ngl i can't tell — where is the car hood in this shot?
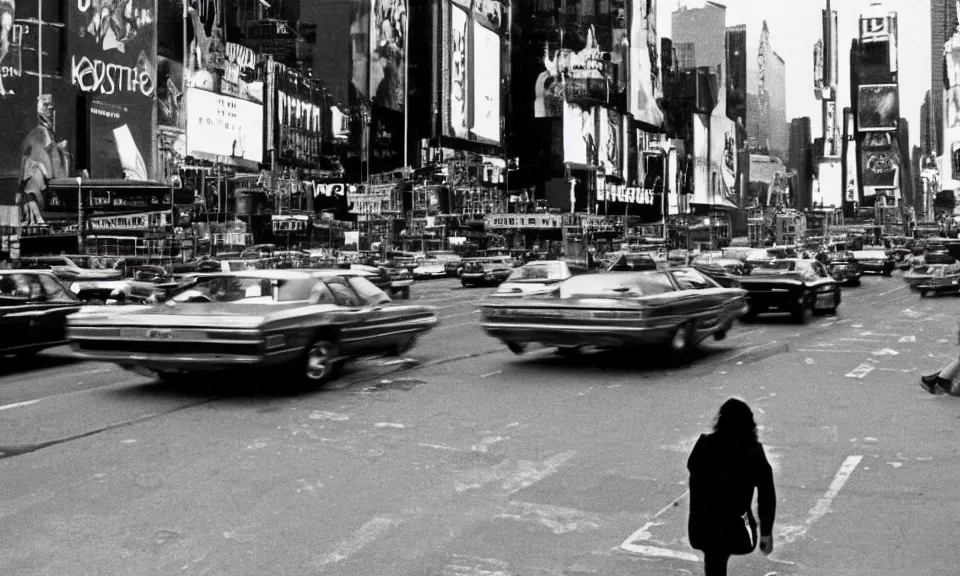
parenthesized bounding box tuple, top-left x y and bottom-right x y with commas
(414, 263, 445, 273)
(68, 302, 316, 328)
(75, 269, 124, 280)
(494, 281, 561, 296)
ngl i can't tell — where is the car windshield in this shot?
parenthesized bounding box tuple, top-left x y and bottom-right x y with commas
(170, 276, 305, 303)
(604, 255, 657, 272)
(507, 262, 564, 282)
(924, 253, 957, 265)
(559, 272, 676, 298)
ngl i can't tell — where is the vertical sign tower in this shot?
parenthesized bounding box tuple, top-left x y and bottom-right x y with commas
(815, 0, 842, 209)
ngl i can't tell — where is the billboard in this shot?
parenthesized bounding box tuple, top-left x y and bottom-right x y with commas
(536, 24, 620, 117)
(470, 20, 500, 143)
(449, 5, 469, 137)
(692, 113, 710, 205)
(630, 0, 663, 127)
(726, 25, 747, 125)
(350, 0, 371, 101)
(843, 109, 859, 203)
(563, 103, 596, 165)
(185, 89, 264, 163)
(710, 114, 737, 206)
(861, 137, 900, 191)
(597, 108, 623, 178)
(69, 0, 157, 180)
(370, 0, 406, 112)
(277, 68, 323, 166)
(857, 84, 899, 132)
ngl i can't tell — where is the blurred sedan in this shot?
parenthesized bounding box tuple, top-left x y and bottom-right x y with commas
(490, 260, 589, 298)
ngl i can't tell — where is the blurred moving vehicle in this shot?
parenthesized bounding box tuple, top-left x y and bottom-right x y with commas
(461, 258, 514, 287)
(738, 259, 840, 323)
(349, 263, 413, 299)
(67, 269, 438, 386)
(479, 268, 748, 358)
(413, 252, 460, 280)
(903, 253, 960, 296)
(690, 257, 748, 288)
(852, 249, 895, 276)
(17, 255, 123, 283)
(822, 251, 863, 286)
(602, 253, 658, 272)
(0, 270, 84, 356)
(491, 260, 589, 297)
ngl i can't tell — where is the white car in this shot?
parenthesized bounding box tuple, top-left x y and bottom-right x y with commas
(413, 253, 460, 279)
(489, 260, 587, 297)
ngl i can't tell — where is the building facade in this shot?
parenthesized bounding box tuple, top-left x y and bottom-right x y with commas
(931, 0, 958, 156)
(746, 22, 786, 160)
(788, 117, 813, 210)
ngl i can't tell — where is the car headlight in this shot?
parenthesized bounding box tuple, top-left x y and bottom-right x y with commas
(70, 283, 80, 294)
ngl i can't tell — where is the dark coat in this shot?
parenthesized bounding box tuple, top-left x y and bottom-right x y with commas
(687, 432, 776, 552)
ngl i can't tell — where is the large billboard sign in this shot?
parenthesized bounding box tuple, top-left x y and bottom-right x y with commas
(449, 5, 469, 138)
(860, 136, 900, 192)
(445, 0, 504, 143)
(70, 0, 157, 180)
(857, 84, 899, 132)
(370, 0, 406, 112)
(843, 109, 859, 204)
(563, 103, 596, 165)
(536, 25, 621, 117)
(597, 108, 623, 178)
(630, 0, 663, 128)
(470, 20, 500, 143)
(185, 89, 264, 163)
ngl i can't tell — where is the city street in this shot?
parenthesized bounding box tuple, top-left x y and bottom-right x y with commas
(0, 274, 958, 576)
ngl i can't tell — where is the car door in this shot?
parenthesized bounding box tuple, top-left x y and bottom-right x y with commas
(0, 274, 39, 353)
(323, 277, 375, 354)
(668, 268, 728, 329)
(808, 262, 839, 308)
(30, 273, 84, 346)
(347, 275, 411, 353)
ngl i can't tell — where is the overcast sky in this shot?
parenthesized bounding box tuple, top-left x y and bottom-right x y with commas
(658, 0, 932, 148)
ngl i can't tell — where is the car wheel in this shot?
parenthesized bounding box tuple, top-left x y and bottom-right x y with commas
(792, 297, 812, 324)
(555, 346, 581, 357)
(669, 322, 696, 357)
(850, 278, 861, 286)
(461, 280, 470, 287)
(920, 289, 930, 298)
(507, 342, 527, 355)
(882, 269, 893, 277)
(303, 338, 339, 385)
(386, 337, 416, 357)
(400, 287, 411, 300)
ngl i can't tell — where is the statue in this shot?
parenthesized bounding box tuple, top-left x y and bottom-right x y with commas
(18, 95, 70, 226)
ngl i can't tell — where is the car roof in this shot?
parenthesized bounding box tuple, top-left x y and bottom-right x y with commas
(196, 269, 370, 281)
(0, 268, 59, 276)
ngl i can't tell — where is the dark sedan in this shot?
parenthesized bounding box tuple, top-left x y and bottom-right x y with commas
(738, 259, 841, 323)
(852, 249, 895, 276)
(823, 251, 863, 286)
(0, 270, 84, 356)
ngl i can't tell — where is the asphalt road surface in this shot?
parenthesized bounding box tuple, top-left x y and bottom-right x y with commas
(0, 274, 957, 576)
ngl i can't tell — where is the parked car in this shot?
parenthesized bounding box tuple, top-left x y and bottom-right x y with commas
(852, 249, 895, 276)
(0, 270, 84, 356)
(490, 260, 590, 298)
(479, 268, 748, 358)
(903, 253, 960, 296)
(413, 252, 460, 280)
(66, 269, 439, 386)
(738, 258, 841, 323)
(460, 258, 514, 287)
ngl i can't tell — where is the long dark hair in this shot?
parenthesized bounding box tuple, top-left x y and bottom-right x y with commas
(712, 398, 759, 447)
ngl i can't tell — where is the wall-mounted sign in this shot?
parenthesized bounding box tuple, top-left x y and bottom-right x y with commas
(66, 210, 172, 231)
(311, 183, 351, 198)
(860, 17, 889, 42)
(597, 187, 655, 205)
(185, 88, 264, 163)
(272, 215, 310, 233)
(484, 214, 562, 229)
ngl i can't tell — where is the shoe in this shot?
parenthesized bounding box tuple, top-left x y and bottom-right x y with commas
(920, 373, 940, 394)
(936, 377, 953, 395)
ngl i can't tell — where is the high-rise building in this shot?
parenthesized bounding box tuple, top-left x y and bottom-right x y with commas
(746, 22, 787, 159)
(899, 118, 914, 205)
(672, 1, 727, 111)
(726, 25, 747, 125)
(788, 117, 813, 210)
(920, 89, 935, 156)
(931, 0, 959, 155)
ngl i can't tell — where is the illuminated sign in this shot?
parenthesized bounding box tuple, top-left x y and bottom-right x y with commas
(272, 216, 310, 233)
(860, 17, 888, 41)
(185, 89, 264, 163)
(484, 214, 562, 229)
(597, 187, 655, 205)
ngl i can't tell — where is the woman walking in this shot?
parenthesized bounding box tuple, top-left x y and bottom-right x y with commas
(687, 398, 776, 576)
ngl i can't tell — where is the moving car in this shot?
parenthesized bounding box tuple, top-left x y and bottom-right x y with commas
(903, 253, 960, 296)
(460, 258, 514, 287)
(350, 263, 413, 299)
(738, 259, 840, 323)
(17, 255, 122, 283)
(490, 260, 589, 298)
(852, 249, 895, 276)
(413, 252, 460, 280)
(602, 252, 658, 272)
(822, 251, 863, 286)
(691, 257, 748, 288)
(0, 270, 84, 356)
(479, 268, 748, 358)
(66, 269, 438, 386)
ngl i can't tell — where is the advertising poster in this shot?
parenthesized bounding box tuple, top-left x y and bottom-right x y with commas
(629, 0, 663, 128)
(370, 0, 406, 112)
(709, 114, 736, 205)
(277, 67, 322, 165)
(470, 20, 500, 143)
(860, 137, 900, 190)
(596, 108, 623, 178)
(857, 84, 899, 132)
(692, 113, 710, 205)
(156, 56, 184, 129)
(843, 110, 859, 203)
(349, 0, 370, 102)
(449, 5, 469, 138)
(0, 0, 76, 229)
(185, 88, 264, 163)
(536, 24, 618, 116)
(562, 103, 596, 165)
(69, 0, 157, 180)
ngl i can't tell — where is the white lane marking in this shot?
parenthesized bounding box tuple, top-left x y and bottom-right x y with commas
(877, 285, 907, 298)
(0, 398, 42, 412)
(418, 442, 462, 452)
(898, 335, 916, 343)
(872, 348, 899, 356)
(845, 362, 876, 379)
(480, 370, 502, 379)
(839, 338, 883, 343)
(311, 517, 398, 568)
(504, 450, 576, 494)
(780, 455, 863, 544)
(620, 490, 692, 559)
(797, 348, 874, 354)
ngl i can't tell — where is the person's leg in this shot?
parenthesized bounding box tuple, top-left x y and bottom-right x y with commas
(921, 357, 960, 394)
(703, 551, 730, 576)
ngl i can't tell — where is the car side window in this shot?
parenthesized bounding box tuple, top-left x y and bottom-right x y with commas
(671, 269, 715, 290)
(308, 281, 337, 305)
(347, 276, 392, 306)
(812, 262, 829, 278)
(0, 274, 28, 300)
(37, 274, 77, 303)
(325, 279, 362, 307)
